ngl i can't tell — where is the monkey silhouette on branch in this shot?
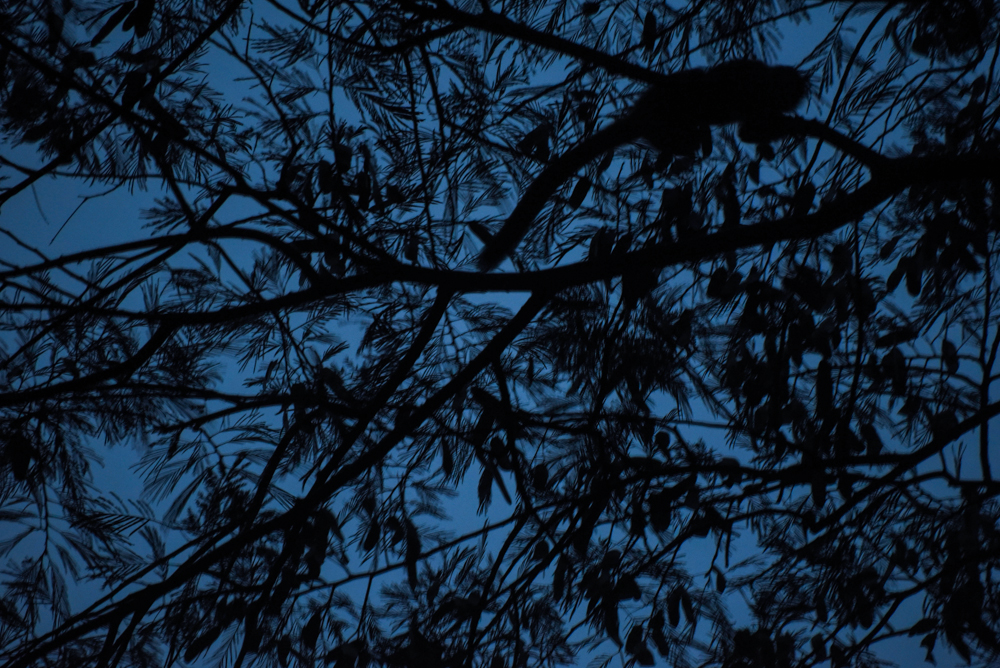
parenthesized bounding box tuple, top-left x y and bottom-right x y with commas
(475, 60, 810, 271)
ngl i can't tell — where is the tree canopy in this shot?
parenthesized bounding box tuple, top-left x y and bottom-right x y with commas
(1, 0, 999, 667)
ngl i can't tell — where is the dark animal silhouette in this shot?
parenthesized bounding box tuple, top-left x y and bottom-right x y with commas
(476, 61, 809, 271)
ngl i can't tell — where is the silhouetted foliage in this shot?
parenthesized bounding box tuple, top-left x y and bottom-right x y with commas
(1, 1, 999, 668)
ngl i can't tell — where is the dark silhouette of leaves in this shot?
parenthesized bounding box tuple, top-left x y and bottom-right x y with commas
(2, 1, 1000, 667)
